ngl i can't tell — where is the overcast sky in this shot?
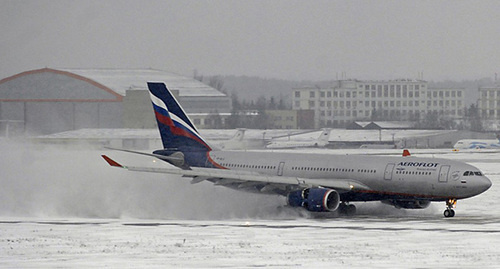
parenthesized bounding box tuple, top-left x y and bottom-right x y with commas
(1, 0, 499, 81)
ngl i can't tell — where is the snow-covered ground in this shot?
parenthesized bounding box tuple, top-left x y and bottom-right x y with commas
(1, 140, 499, 268)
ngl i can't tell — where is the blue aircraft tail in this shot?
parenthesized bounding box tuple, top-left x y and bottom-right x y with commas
(147, 82, 212, 153)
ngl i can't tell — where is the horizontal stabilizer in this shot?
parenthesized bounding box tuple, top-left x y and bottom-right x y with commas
(104, 147, 184, 162)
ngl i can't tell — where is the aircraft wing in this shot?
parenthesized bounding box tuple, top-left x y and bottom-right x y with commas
(101, 155, 370, 193)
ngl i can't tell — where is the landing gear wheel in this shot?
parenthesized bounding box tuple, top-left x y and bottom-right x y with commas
(346, 204, 356, 216)
(338, 203, 356, 216)
(444, 209, 455, 218)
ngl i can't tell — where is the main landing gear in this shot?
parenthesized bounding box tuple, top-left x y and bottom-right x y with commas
(444, 198, 457, 218)
(338, 202, 356, 216)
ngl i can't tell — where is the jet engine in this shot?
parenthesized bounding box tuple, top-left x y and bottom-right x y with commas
(383, 200, 431, 209)
(287, 188, 340, 212)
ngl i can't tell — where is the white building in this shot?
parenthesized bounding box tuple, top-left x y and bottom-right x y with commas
(477, 85, 500, 130)
(478, 85, 500, 120)
(293, 79, 465, 128)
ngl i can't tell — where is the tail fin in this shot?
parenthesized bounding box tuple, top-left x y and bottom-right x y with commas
(230, 129, 246, 142)
(147, 82, 211, 152)
(318, 128, 331, 145)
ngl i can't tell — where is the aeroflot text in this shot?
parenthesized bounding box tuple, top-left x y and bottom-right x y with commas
(397, 162, 439, 168)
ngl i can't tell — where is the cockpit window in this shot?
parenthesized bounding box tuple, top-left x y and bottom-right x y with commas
(463, 171, 483, 176)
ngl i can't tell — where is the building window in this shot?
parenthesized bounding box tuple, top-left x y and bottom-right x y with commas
(310, 91, 315, 98)
(295, 91, 300, 98)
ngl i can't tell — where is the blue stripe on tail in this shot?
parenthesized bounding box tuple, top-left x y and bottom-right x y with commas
(147, 82, 211, 153)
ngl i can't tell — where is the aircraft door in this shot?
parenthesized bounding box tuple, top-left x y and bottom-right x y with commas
(277, 162, 285, 176)
(384, 163, 395, 180)
(438, 165, 450, 183)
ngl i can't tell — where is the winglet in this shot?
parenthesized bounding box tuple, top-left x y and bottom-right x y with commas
(402, 149, 411, 157)
(101, 155, 123, 167)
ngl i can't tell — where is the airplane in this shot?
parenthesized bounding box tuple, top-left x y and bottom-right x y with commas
(102, 82, 492, 218)
(453, 138, 500, 150)
(266, 129, 332, 149)
(206, 129, 247, 150)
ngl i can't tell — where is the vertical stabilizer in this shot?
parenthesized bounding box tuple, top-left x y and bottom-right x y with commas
(318, 128, 332, 146)
(147, 82, 211, 152)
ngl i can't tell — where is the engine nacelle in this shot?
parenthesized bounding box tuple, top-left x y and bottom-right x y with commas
(287, 188, 340, 212)
(383, 200, 431, 209)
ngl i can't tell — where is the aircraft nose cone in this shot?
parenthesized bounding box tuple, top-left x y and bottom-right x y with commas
(478, 176, 492, 193)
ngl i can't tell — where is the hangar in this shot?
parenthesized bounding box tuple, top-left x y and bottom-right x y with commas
(0, 68, 231, 136)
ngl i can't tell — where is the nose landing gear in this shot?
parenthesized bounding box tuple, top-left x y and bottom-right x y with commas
(444, 198, 457, 218)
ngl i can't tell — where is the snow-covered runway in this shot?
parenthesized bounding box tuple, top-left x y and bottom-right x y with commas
(1, 141, 499, 268)
(2, 215, 499, 268)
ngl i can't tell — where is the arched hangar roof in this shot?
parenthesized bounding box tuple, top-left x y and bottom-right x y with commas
(0, 68, 225, 102)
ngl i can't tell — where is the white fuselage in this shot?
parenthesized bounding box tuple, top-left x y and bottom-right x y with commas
(208, 150, 491, 200)
(454, 139, 500, 149)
